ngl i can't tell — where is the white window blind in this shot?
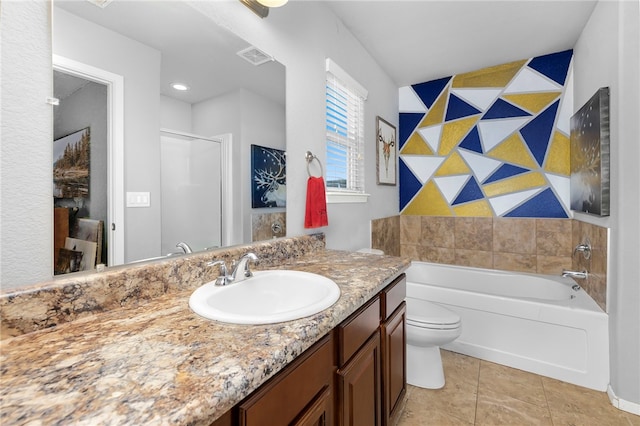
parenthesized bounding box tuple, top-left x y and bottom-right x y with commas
(325, 59, 367, 193)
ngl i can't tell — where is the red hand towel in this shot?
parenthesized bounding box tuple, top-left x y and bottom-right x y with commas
(304, 176, 328, 228)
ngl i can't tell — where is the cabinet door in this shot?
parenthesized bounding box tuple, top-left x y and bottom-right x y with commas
(292, 386, 332, 426)
(337, 332, 382, 426)
(382, 302, 406, 426)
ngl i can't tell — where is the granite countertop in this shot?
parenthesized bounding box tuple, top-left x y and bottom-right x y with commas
(0, 250, 409, 425)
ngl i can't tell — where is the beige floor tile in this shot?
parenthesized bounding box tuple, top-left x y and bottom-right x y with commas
(543, 377, 633, 426)
(478, 360, 546, 407)
(400, 385, 475, 425)
(625, 412, 640, 426)
(442, 350, 481, 387)
(475, 390, 553, 425)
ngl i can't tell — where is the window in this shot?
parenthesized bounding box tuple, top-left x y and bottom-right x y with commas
(325, 59, 368, 202)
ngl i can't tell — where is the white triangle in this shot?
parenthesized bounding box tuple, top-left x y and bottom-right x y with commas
(401, 155, 446, 184)
(458, 149, 502, 183)
(434, 175, 471, 203)
(478, 117, 529, 152)
(557, 65, 573, 136)
(451, 88, 502, 111)
(546, 173, 570, 210)
(504, 67, 562, 94)
(417, 125, 442, 153)
(489, 188, 543, 216)
(399, 86, 427, 113)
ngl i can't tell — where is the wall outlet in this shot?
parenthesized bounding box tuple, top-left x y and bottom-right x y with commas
(126, 192, 150, 207)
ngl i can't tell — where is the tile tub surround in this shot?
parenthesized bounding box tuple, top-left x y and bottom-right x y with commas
(0, 234, 325, 339)
(0, 248, 410, 425)
(372, 215, 609, 309)
(372, 215, 401, 256)
(252, 211, 287, 241)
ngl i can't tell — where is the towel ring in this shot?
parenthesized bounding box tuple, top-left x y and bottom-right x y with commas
(305, 151, 323, 177)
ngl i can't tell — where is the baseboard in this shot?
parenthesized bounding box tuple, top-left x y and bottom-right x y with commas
(607, 385, 640, 415)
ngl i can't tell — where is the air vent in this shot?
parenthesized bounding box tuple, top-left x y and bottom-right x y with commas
(237, 46, 274, 66)
(86, 0, 114, 8)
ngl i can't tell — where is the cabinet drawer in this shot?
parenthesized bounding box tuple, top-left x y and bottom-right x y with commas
(381, 274, 406, 320)
(337, 297, 380, 366)
(238, 334, 334, 426)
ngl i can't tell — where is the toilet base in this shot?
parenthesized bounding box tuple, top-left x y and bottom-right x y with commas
(406, 344, 445, 389)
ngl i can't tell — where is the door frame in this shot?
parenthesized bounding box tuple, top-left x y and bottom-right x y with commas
(53, 55, 125, 266)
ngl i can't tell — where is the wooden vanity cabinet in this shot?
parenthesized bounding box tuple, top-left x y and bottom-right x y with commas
(211, 273, 407, 426)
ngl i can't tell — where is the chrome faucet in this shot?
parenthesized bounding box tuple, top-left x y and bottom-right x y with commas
(208, 252, 258, 286)
(562, 269, 588, 279)
(176, 242, 193, 254)
(229, 252, 259, 283)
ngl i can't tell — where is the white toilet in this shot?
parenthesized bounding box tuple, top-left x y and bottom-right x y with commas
(406, 297, 462, 389)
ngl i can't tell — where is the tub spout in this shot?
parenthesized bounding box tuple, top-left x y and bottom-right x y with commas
(562, 269, 588, 279)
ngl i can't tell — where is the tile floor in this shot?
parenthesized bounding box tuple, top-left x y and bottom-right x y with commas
(398, 350, 640, 426)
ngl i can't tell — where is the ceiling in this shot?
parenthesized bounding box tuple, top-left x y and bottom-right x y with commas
(54, 0, 285, 105)
(324, 0, 598, 87)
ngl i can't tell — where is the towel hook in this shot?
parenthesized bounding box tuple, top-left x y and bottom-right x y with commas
(305, 151, 323, 177)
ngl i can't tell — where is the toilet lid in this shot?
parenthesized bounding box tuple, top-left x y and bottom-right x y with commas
(406, 299, 461, 329)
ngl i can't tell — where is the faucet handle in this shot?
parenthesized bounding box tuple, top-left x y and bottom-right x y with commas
(207, 260, 228, 276)
(573, 238, 592, 259)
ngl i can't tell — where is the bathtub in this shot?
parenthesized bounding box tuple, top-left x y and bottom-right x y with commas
(406, 261, 609, 391)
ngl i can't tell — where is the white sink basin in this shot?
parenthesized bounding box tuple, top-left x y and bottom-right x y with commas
(189, 270, 341, 324)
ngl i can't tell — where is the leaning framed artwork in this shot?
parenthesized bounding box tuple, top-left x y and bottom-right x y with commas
(376, 116, 397, 185)
(570, 87, 610, 216)
(251, 144, 287, 208)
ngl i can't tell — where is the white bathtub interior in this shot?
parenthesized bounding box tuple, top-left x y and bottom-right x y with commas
(406, 262, 609, 391)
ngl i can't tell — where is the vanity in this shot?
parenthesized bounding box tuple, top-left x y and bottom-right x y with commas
(0, 235, 410, 425)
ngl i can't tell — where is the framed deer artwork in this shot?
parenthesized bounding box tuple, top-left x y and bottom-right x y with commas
(251, 144, 287, 208)
(376, 116, 397, 185)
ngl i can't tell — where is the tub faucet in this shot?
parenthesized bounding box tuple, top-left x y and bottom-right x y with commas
(562, 269, 588, 279)
(176, 242, 193, 254)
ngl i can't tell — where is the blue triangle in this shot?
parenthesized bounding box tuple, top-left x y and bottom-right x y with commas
(484, 164, 530, 184)
(520, 100, 560, 167)
(528, 49, 573, 86)
(452, 176, 484, 205)
(445, 94, 481, 121)
(411, 76, 452, 109)
(399, 158, 424, 211)
(483, 98, 532, 120)
(504, 188, 568, 218)
(399, 113, 425, 149)
(459, 127, 483, 154)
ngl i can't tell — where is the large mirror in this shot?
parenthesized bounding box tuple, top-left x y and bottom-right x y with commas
(52, 0, 286, 273)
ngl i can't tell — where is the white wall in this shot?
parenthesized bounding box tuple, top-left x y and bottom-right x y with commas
(188, 1, 400, 252)
(573, 0, 640, 409)
(53, 8, 162, 264)
(0, 0, 53, 287)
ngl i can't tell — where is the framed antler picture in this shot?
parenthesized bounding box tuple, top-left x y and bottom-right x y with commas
(376, 116, 397, 185)
(251, 144, 287, 208)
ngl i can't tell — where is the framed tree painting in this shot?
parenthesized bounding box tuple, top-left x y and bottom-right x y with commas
(376, 116, 397, 185)
(53, 127, 90, 199)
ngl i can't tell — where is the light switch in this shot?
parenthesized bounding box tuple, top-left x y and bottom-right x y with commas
(127, 192, 150, 207)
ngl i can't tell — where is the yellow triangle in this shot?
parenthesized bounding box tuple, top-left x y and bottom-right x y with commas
(453, 200, 494, 217)
(439, 116, 479, 156)
(400, 132, 434, 155)
(544, 131, 570, 175)
(487, 133, 538, 169)
(452, 59, 527, 88)
(402, 181, 452, 216)
(483, 172, 547, 197)
(503, 92, 561, 114)
(419, 87, 449, 128)
(435, 151, 470, 176)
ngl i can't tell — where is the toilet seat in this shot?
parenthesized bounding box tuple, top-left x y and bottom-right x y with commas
(406, 299, 461, 330)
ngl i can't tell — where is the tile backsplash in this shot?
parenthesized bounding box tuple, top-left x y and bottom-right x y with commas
(372, 215, 608, 310)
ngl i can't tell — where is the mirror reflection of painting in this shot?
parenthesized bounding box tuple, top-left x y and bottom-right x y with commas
(570, 87, 610, 216)
(53, 127, 90, 199)
(251, 145, 286, 208)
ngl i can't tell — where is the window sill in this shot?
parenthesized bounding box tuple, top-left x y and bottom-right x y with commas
(326, 191, 370, 204)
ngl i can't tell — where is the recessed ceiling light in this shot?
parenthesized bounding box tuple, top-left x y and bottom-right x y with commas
(171, 83, 190, 91)
(257, 0, 288, 7)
